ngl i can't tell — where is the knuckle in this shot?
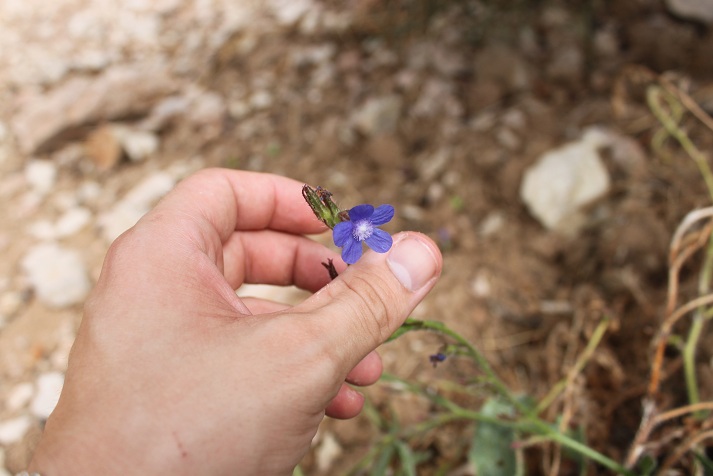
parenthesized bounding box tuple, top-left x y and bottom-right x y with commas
(336, 271, 401, 345)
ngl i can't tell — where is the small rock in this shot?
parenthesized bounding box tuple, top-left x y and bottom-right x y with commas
(21, 243, 90, 308)
(85, 125, 123, 170)
(520, 128, 611, 233)
(352, 95, 402, 136)
(0, 416, 32, 445)
(24, 160, 58, 195)
(471, 270, 492, 298)
(0, 292, 24, 320)
(665, 0, 713, 23)
(113, 126, 159, 162)
(190, 90, 227, 135)
(268, 0, 314, 26)
(6, 382, 34, 412)
(31, 372, 65, 420)
(479, 211, 506, 237)
(77, 181, 103, 204)
(27, 220, 56, 241)
(315, 432, 342, 473)
(249, 91, 273, 111)
(420, 148, 451, 181)
(55, 207, 92, 237)
(11, 64, 177, 154)
(496, 127, 521, 151)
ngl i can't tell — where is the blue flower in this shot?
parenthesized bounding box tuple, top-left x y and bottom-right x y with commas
(333, 204, 394, 264)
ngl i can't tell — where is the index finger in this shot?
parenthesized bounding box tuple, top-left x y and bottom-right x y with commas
(153, 168, 327, 242)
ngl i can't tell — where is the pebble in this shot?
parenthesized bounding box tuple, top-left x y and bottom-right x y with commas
(315, 431, 342, 472)
(113, 126, 159, 162)
(6, 383, 34, 412)
(0, 292, 24, 320)
(352, 95, 402, 136)
(520, 128, 611, 233)
(31, 372, 65, 420)
(0, 416, 32, 445)
(24, 160, 58, 196)
(21, 243, 91, 308)
(665, 0, 713, 23)
(55, 207, 92, 237)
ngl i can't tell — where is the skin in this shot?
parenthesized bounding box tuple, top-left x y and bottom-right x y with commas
(28, 169, 443, 475)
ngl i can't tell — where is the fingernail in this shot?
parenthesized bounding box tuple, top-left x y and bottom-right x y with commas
(387, 236, 438, 292)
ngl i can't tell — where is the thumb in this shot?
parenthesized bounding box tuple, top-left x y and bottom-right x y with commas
(299, 232, 442, 372)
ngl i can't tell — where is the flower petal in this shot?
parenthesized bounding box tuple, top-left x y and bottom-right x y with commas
(341, 237, 363, 264)
(365, 228, 393, 253)
(333, 221, 353, 247)
(370, 204, 395, 225)
(348, 204, 374, 222)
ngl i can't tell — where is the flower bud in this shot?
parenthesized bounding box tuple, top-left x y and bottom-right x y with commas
(302, 184, 347, 229)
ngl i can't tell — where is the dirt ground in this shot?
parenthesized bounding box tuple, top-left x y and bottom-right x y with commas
(1, 0, 713, 474)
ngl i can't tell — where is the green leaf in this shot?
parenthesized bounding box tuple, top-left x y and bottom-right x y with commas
(634, 455, 657, 476)
(468, 398, 517, 476)
(372, 443, 396, 476)
(395, 441, 417, 476)
(694, 451, 713, 475)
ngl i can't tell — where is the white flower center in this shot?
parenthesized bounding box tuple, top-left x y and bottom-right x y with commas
(352, 220, 373, 242)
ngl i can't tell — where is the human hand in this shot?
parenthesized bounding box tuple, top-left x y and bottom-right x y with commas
(28, 169, 442, 475)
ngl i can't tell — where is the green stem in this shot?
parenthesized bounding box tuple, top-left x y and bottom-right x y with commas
(382, 373, 633, 475)
(536, 316, 611, 414)
(684, 233, 713, 413)
(394, 318, 526, 413)
(647, 86, 713, 202)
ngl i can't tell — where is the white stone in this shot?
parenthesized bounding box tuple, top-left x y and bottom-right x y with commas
(250, 91, 273, 110)
(268, 0, 314, 26)
(24, 160, 58, 195)
(77, 181, 103, 204)
(55, 207, 92, 237)
(315, 431, 342, 472)
(31, 372, 65, 420)
(0, 416, 32, 445)
(0, 292, 23, 319)
(123, 172, 175, 208)
(479, 211, 506, 237)
(520, 128, 611, 233)
(21, 243, 91, 308)
(352, 95, 402, 136)
(6, 382, 34, 412)
(113, 126, 159, 162)
(28, 220, 58, 240)
(666, 0, 713, 23)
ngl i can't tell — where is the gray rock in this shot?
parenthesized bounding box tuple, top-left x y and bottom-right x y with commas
(352, 95, 402, 136)
(11, 64, 177, 154)
(21, 243, 90, 308)
(666, 0, 713, 23)
(520, 128, 611, 233)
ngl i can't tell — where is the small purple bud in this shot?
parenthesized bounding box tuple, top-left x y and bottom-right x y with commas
(429, 352, 447, 368)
